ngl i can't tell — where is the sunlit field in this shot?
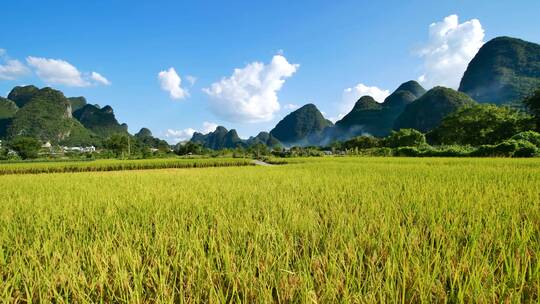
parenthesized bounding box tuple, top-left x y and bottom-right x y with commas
(0, 157, 539, 302)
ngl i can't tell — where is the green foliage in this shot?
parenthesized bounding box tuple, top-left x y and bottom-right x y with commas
(428, 104, 534, 145)
(384, 128, 426, 148)
(104, 134, 130, 157)
(472, 139, 539, 157)
(394, 87, 476, 132)
(523, 88, 540, 130)
(342, 135, 381, 149)
(511, 130, 540, 147)
(8, 136, 41, 159)
(459, 36, 540, 105)
(270, 103, 333, 145)
(175, 141, 206, 155)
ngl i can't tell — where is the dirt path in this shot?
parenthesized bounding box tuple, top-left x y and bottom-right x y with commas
(252, 160, 274, 166)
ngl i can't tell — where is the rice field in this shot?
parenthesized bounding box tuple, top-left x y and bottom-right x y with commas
(0, 157, 539, 302)
(0, 157, 253, 175)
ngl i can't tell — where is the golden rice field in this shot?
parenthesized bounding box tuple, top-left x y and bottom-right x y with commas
(0, 157, 539, 303)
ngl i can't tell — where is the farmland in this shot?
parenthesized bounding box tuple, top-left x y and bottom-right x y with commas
(0, 157, 539, 302)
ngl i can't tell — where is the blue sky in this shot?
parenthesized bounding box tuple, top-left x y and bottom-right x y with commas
(1, 0, 539, 142)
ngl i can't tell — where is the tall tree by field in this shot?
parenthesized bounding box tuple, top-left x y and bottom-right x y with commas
(523, 89, 540, 130)
(105, 134, 130, 157)
(8, 136, 41, 159)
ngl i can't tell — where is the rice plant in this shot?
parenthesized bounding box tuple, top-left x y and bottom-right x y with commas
(0, 157, 538, 302)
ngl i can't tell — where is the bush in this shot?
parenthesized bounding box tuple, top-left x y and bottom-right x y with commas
(472, 139, 538, 157)
(511, 131, 540, 147)
(343, 136, 381, 149)
(395, 146, 422, 157)
(384, 129, 426, 148)
(8, 136, 41, 159)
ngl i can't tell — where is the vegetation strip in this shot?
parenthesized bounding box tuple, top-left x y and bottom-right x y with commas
(0, 158, 254, 175)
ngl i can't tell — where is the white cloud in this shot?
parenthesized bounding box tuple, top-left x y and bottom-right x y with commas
(26, 56, 110, 87)
(158, 67, 188, 100)
(165, 121, 219, 143)
(91, 72, 111, 85)
(341, 83, 390, 114)
(0, 49, 30, 80)
(417, 14, 485, 89)
(165, 128, 196, 143)
(0, 59, 29, 80)
(202, 121, 218, 133)
(328, 113, 345, 123)
(203, 55, 299, 123)
(26, 56, 90, 87)
(283, 103, 300, 111)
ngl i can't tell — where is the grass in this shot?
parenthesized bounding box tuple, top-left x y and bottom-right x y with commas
(0, 157, 253, 175)
(0, 157, 538, 302)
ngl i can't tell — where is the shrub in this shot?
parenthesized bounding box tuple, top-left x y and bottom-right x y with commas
(384, 129, 426, 148)
(343, 136, 381, 149)
(8, 136, 42, 159)
(511, 131, 540, 147)
(472, 139, 538, 157)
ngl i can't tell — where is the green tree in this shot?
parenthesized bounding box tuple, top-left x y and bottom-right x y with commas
(8, 136, 41, 159)
(175, 141, 204, 155)
(105, 134, 130, 158)
(384, 129, 426, 148)
(523, 88, 540, 131)
(342, 135, 381, 149)
(427, 104, 534, 146)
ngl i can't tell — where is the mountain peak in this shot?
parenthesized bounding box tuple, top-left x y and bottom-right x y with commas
(458, 36, 540, 105)
(270, 103, 332, 146)
(394, 81, 426, 99)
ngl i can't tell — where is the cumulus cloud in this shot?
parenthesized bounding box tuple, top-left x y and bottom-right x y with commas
(283, 103, 300, 111)
(202, 121, 218, 133)
(0, 49, 30, 80)
(165, 128, 197, 143)
(417, 14, 485, 89)
(26, 56, 110, 87)
(341, 83, 390, 114)
(158, 67, 188, 100)
(26, 56, 89, 87)
(91, 72, 111, 85)
(165, 121, 219, 143)
(203, 55, 299, 123)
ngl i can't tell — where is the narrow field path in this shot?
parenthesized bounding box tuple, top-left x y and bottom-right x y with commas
(252, 160, 274, 166)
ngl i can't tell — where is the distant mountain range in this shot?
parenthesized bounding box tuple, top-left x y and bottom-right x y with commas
(1, 36, 538, 149)
(0, 85, 163, 148)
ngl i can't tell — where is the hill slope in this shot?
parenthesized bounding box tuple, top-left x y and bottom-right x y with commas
(394, 87, 476, 132)
(7, 87, 96, 144)
(333, 81, 426, 138)
(73, 104, 128, 137)
(459, 36, 540, 105)
(270, 104, 333, 146)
